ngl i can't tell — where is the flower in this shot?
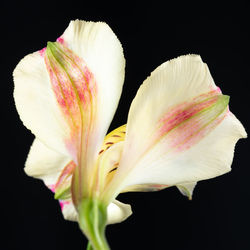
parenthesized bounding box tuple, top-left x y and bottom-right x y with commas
(13, 20, 247, 250)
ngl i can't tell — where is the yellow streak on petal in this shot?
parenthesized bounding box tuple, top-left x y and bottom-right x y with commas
(94, 125, 126, 195)
(98, 124, 126, 155)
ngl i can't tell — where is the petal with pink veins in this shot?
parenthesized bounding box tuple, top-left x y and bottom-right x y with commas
(13, 20, 125, 206)
(104, 55, 247, 202)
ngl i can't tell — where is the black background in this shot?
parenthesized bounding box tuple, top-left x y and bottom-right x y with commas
(3, 1, 250, 250)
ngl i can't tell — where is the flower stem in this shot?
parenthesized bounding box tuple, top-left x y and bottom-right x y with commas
(86, 241, 93, 250)
(79, 198, 110, 250)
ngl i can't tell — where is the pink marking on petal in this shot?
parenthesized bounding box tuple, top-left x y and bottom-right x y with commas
(215, 86, 222, 94)
(167, 110, 227, 152)
(45, 42, 97, 118)
(59, 200, 70, 210)
(56, 37, 64, 44)
(151, 184, 169, 190)
(55, 161, 76, 191)
(157, 90, 228, 153)
(159, 90, 220, 136)
(48, 184, 55, 192)
(44, 42, 98, 160)
(39, 47, 46, 57)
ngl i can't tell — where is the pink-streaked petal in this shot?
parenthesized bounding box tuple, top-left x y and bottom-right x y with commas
(14, 20, 125, 208)
(116, 55, 219, 171)
(104, 55, 246, 201)
(44, 41, 98, 162)
(60, 21, 125, 166)
(56, 20, 125, 205)
(118, 106, 246, 191)
(155, 93, 229, 153)
(60, 21, 125, 138)
(59, 20, 125, 163)
(54, 161, 76, 200)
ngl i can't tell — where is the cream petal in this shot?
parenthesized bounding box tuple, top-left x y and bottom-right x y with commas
(60, 20, 125, 160)
(116, 55, 219, 173)
(107, 200, 132, 224)
(25, 138, 71, 188)
(176, 182, 197, 200)
(14, 21, 125, 161)
(61, 20, 125, 133)
(121, 182, 195, 200)
(119, 106, 246, 192)
(58, 20, 125, 203)
(105, 55, 246, 200)
(25, 138, 132, 224)
(122, 182, 196, 200)
(59, 199, 132, 225)
(122, 183, 169, 192)
(60, 199, 78, 221)
(13, 52, 71, 157)
(121, 180, 195, 199)
(14, 20, 125, 205)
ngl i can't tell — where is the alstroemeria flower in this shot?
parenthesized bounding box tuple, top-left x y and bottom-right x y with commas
(14, 20, 246, 250)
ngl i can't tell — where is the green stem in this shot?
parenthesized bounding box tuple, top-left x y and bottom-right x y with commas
(86, 241, 94, 250)
(79, 198, 110, 250)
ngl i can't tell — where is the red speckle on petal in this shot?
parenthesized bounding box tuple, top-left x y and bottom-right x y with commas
(157, 89, 228, 153)
(44, 41, 98, 163)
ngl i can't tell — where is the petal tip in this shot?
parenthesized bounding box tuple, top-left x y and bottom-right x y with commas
(107, 200, 132, 224)
(169, 54, 203, 65)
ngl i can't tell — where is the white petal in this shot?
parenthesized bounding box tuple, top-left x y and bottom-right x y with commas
(105, 55, 246, 199)
(25, 138, 71, 188)
(61, 20, 125, 156)
(121, 111, 246, 188)
(14, 20, 125, 203)
(13, 52, 71, 157)
(122, 184, 169, 192)
(60, 200, 78, 221)
(60, 199, 132, 225)
(58, 20, 125, 202)
(118, 55, 218, 170)
(107, 200, 132, 224)
(14, 20, 125, 161)
(177, 182, 197, 200)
